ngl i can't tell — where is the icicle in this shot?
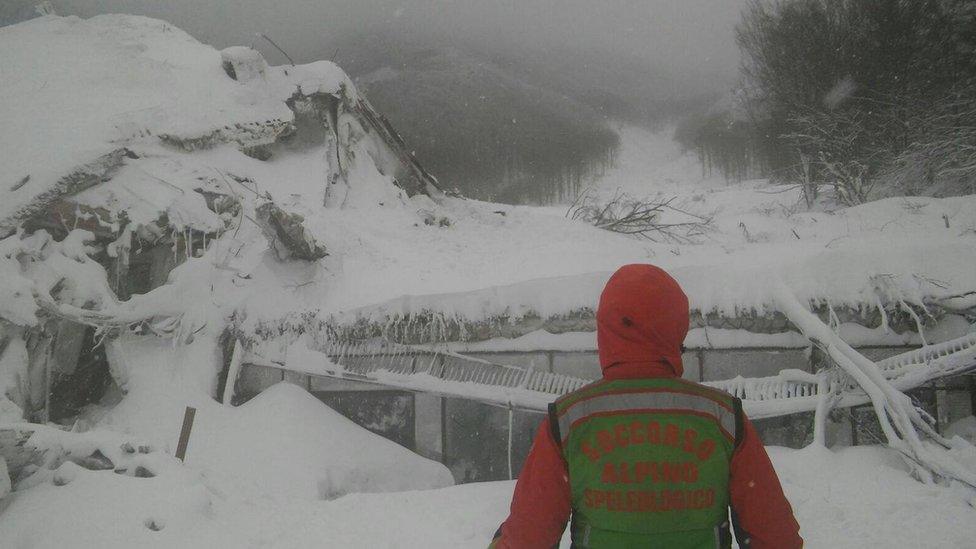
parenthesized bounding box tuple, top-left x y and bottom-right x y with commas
(899, 298, 929, 347)
(171, 227, 179, 264)
(813, 372, 838, 447)
(185, 228, 192, 260)
(875, 294, 890, 334)
(507, 403, 515, 480)
(222, 339, 244, 406)
(826, 298, 841, 333)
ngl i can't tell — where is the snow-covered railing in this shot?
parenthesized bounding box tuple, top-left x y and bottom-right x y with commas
(707, 369, 820, 401)
(877, 331, 976, 375)
(239, 331, 976, 416)
(242, 338, 590, 412)
(704, 332, 976, 419)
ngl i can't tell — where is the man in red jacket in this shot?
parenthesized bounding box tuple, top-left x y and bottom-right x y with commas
(490, 264, 802, 548)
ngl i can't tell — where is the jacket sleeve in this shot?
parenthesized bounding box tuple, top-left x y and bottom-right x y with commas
(729, 414, 803, 548)
(490, 418, 571, 549)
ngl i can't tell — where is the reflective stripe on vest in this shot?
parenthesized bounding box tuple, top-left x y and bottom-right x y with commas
(556, 388, 737, 447)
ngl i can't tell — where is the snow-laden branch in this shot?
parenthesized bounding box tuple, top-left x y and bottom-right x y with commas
(772, 277, 976, 488)
(0, 228, 225, 346)
(566, 190, 715, 244)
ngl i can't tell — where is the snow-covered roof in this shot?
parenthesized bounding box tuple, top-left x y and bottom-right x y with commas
(244, 215, 976, 348)
(328, 244, 976, 326)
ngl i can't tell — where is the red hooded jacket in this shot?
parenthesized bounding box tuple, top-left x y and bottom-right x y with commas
(492, 264, 802, 548)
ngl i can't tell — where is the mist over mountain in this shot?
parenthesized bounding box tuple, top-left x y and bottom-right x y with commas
(337, 31, 607, 203)
(333, 29, 726, 203)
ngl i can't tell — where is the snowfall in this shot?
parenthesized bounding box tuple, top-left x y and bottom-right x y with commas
(1, 14, 976, 548)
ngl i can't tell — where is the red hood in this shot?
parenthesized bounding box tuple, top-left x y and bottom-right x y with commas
(596, 264, 689, 378)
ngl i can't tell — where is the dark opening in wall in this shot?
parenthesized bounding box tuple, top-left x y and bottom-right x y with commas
(49, 326, 114, 422)
(314, 390, 417, 451)
(443, 397, 540, 483)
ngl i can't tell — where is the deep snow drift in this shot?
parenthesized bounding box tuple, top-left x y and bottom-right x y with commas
(2, 435, 975, 548)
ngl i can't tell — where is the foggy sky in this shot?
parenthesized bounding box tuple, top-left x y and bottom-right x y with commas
(54, 0, 747, 78)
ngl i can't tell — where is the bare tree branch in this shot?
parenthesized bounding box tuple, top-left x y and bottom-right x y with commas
(567, 190, 715, 244)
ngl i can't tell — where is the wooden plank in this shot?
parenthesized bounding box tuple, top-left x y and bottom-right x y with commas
(174, 406, 196, 462)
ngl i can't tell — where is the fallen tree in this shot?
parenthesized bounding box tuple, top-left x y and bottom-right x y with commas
(773, 278, 976, 489)
(567, 190, 714, 244)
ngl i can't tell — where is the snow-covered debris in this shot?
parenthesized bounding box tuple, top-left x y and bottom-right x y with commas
(254, 201, 328, 261)
(65, 155, 227, 234)
(0, 228, 119, 331)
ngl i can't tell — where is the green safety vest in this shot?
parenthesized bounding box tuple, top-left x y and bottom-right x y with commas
(549, 377, 743, 548)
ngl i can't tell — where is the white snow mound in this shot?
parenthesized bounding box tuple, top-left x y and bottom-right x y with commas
(94, 335, 452, 501)
(194, 382, 455, 500)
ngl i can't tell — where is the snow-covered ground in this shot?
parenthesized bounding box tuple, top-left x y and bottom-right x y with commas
(1, 14, 975, 548)
(3, 416, 976, 548)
